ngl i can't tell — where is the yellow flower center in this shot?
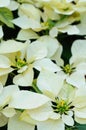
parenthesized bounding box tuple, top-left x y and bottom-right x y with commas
(16, 58, 27, 69)
(41, 19, 56, 30)
(62, 64, 75, 74)
(52, 98, 72, 115)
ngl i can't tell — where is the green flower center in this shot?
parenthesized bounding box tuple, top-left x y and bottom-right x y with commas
(52, 98, 72, 115)
(15, 58, 27, 69)
(41, 19, 56, 30)
(62, 64, 75, 74)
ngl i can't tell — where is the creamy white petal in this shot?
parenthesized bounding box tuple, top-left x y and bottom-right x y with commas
(0, 26, 3, 38)
(28, 103, 53, 121)
(70, 40, 86, 64)
(72, 88, 86, 108)
(37, 70, 65, 97)
(0, 0, 10, 7)
(75, 116, 86, 124)
(0, 85, 19, 106)
(0, 67, 14, 76)
(20, 110, 37, 125)
(38, 36, 59, 57)
(7, 0, 19, 11)
(58, 25, 79, 35)
(0, 82, 3, 94)
(17, 66, 28, 73)
(8, 112, 35, 130)
(53, 7, 74, 15)
(2, 107, 16, 117)
(74, 108, 86, 119)
(51, 45, 64, 66)
(62, 114, 74, 126)
(13, 66, 34, 86)
(0, 113, 8, 127)
(12, 16, 41, 29)
(33, 58, 61, 72)
(77, 12, 86, 35)
(37, 119, 64, 130)
(0, 40, 27, 54)
(27, 41, 47, 62)
(0, 75, 8, 85)
(66, 72, 85, 88)
(18, 3, 40, 21)
(49, 27, 58, 38)
(76, 62, 86, 74)
(12, 16, 31, 29)
(0, 55, 11, 68)
(73, 96, 86, 108)
(9, 91, 50, 109)
(17, 29, 39, 40)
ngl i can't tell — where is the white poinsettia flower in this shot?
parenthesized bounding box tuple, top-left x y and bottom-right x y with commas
(52, 39, 86, 88)
(0, 39, 54, 86)
(12, 40, 47, 86)
(9, 37, 60, 86)
(24, 71, 75, 129)
(29, 75, 86, 128)
(59, 62, 86, 89)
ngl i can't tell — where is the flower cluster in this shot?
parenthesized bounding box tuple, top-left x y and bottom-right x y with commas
(0, 0, 86, 130)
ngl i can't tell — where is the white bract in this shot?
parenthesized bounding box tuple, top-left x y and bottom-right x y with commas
(0, 0, 10, 7)
(0, 55, 14, 85)
(7, 36, 60, 86)
(0, 84, 19, 127)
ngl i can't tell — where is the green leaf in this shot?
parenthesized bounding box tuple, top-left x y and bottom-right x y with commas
(76, 123, 86, 130)
(0, 7, 14, 28)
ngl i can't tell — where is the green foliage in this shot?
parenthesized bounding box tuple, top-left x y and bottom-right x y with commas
(76, 123, 86, 130)
(0, 7, 14, 28)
